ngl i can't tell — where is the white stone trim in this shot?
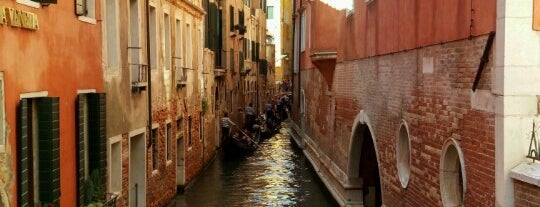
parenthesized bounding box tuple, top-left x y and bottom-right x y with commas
(107, 135, 122, 194)
(16, 0, 41, 8)
(346, 110, 385, 205)
(77, 89, 97, 94)
(440, 138, 467, 207)
(128, 127, 146, 137)
(78, 16, 98, 25)
(510, 162, 540, 187)
(396, 120, 411, 189)
(0, 73, 4, 153)
(20, 91, 48, 99)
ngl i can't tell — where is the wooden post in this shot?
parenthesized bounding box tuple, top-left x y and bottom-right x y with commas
(534, 0, 540, 30)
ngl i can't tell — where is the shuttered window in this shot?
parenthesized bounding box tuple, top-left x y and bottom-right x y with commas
(229, 6, 235, 31)
(230, 48, 235, 72)
(18, 97, 60, 207)
(76, 93, 106, 206)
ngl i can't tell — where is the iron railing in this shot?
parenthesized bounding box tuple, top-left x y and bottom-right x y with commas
(527, 122, 540, 162)
(130, 63, 148, 86)
(176, 66, 189, 87)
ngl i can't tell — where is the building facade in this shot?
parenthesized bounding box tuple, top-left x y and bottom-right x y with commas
(0, 0, 106, 206)
(101, 0, 211, 206)
(278, 0, 293, 83)
(289, 0, 540, 206)
(206, 0, 270, 127)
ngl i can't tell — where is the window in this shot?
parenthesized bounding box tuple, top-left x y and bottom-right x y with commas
(75, 93, 106, 205)
(151, 127, 158, 170)
(186, 24, 192, 68)
(149, 6, 157, 70)
(175, 19, 183, 67)
(188, 116, 192, 146)
(106, 0, 120, 69)
(18, 97, 61, 206)
(440, 139, 466, 207)
(300, 11, 306, 52)
(229, 6, 235, 31)
(76, 0, 97, 24)
(0, 74, 4, 152)
(129, 0, 141, 64)
(396, 121, 411, 188)
(166, 123, 172, 161)
(199, 112, 204, 141)
(266, 6, 274, 19)
(164, 13, 171, 70)
(109, 139, 122, 193)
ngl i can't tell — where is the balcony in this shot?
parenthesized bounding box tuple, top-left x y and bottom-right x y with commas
(175, 66, 189, 88)
(215, 50, 227, 78)
(130, 63, 148, 92)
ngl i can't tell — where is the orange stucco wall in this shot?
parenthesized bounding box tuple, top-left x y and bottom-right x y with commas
(349, 0, 495, 60)
(297, 0, 496, 68)
(0, 1, 103, 206)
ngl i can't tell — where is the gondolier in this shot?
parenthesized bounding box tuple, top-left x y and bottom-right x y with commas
(221, 112, 235, 142)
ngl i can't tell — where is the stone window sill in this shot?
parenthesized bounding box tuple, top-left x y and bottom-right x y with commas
(16, 0, 41, 8)
(510, 162, 540, 187)
(78, 16, 97, 25)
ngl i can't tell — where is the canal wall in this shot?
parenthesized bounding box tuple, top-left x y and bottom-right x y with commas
(289, 35, 496, 207)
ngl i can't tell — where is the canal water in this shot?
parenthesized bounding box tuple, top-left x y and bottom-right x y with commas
(175, 127, 338, 207)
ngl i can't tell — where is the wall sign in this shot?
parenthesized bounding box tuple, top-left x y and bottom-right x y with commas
(0, 6, 39, 30)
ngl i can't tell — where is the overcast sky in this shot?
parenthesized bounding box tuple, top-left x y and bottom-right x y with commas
(320, 0, 353, 10)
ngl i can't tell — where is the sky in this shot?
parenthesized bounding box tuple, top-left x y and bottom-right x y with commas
(320, 0, 353, 10)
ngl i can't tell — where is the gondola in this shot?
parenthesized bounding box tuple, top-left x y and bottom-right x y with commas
(223, 123, 259, 157)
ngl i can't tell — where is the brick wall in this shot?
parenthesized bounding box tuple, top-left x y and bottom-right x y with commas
(514, 180, 540, 207)
(297, 35, 495, 207)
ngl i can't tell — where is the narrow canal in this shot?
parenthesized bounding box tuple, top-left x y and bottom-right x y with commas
(174, 127, 338, 207)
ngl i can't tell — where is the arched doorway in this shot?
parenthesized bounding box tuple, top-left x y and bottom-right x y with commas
(358, 128, 382, 207)
(347, 112, 383, 207)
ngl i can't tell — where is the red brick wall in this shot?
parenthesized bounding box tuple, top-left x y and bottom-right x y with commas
(297, 35, 495, 207)
(514, 180, 540, 207)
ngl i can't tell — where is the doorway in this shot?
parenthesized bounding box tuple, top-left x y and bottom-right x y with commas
(348, 120, 382, 207)
(177, 137, 185, 186)
(359, 128, 382, 207)
(129, 133, 146, 207)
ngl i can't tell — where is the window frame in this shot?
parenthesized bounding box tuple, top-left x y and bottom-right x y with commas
(77, 0, 97, 24)
(0, 73, 5, 153)
(108, 135, 122, 194)
(151, 124, 159, 172)
(396, 120, 411, 189)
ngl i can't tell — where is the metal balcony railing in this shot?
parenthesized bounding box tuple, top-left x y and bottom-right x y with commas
(176, 66, 189, 87)
(130, 63, 148, 89)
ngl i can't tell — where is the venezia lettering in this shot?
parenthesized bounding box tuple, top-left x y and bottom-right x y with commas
(0, 6, 39, 30)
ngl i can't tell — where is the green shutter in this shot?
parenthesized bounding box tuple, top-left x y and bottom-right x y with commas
(31, 0, 57, 4)
(87, 93, 106, 185)
(240, 52, 244, 72)
(230, 49, 235, 71)
(17, 99, 30, 207)
(75, 94, 85, 206)
(36, 97, 60, 205)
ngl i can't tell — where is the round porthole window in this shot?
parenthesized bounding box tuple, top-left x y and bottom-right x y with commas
(396, 121, 411, 188)
(440, 139, 466, 207)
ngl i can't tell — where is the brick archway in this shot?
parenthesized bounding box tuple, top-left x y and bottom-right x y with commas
(346, 111, 383, 206)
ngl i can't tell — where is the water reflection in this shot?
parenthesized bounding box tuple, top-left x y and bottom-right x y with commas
(175, 128, 338, 207)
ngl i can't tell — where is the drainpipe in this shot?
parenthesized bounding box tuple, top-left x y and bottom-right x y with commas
(145, 0, 153, 145)
(296, 0, 301, 112)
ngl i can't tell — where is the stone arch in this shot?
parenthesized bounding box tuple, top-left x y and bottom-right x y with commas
(346, 110, 383, 206)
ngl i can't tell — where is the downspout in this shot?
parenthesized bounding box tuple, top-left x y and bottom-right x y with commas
(145, 0, 153, 145)
(297, 0, 302, 110)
